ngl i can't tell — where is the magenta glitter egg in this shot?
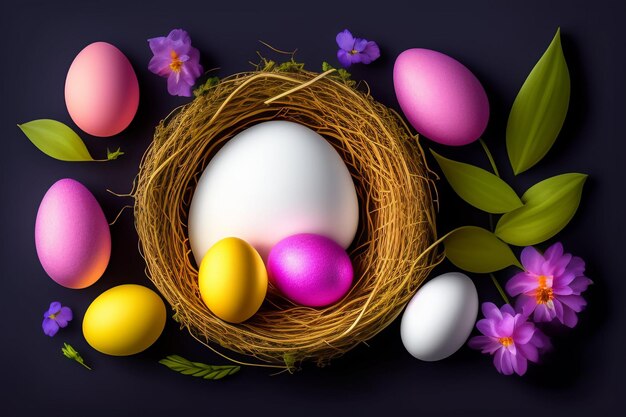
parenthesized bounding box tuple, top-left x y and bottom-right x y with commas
(267, 233, 354, 307)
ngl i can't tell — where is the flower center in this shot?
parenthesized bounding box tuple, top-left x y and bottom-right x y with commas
(536, 275, 554, 304)
(350, 49, 358, 55)
(499, 337, 514, 347)
(169, 50, 183, 73)
(48, 312, 57, 319)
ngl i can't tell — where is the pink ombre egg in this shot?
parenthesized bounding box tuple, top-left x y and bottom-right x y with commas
(35, 179, 111, 289)
(393, 48, 489, 146)
(267, 234, 353, 307)
(65, 42, 139, 137)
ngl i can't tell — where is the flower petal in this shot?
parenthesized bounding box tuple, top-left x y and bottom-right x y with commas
(493, 348, 504, 374)
(476, 318, 499, 338)
(55, 307, 73, 327)
(567, 256, 586, 276)
(148, 55, 173, 77)
(167, 72, 192, 97)
(336, 29, 355, 51)
(45, 301, 61, 317)
(512, 353, 528, 376)
(569, 275, 593, 294)
(518, 341, 539, 362)
(498, 349, 514, 375)
(496, 314, 515, 336)
(147, 36, 169, 56)
(352, 38, 368, 53)
(560, 305, 579, 328)
(520, 246, 544, 273)
(337, 49, 354, 68)
(513, 322, 535, 344)
(482, 302, 502, 320)
(515, 295, 537, 317)
(558, 294, 587, 312)
(543, 242, 564, 263)
(506, 272, 538, 296)
(468, 336, 500, 354)
(42, 318, 59, 337)
(360, 41, 380, 64)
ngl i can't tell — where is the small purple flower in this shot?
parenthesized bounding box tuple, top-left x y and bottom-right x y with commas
(148, 29, 203, 97)
(336, 29, 380, 68)
(42, 302, 72, 337)
(506, 242, 593, 328)
(468, 302, 549, 376)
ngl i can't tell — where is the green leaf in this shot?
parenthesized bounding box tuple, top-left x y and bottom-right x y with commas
(107, 147, 124, 160)
(61, 342, 91, 370)
(431, 150, 523, 213)
(444, 226, 521, 273)
(506, 28, 570, 174)
(18, 119, 95, 161)
(495, 173, 587, 246)
(159, 355, 240, 381)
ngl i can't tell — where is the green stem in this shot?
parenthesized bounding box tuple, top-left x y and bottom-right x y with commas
(77, 360, 92, 370)
(479, 138, 500, 178)
(490, 273, 510, 305)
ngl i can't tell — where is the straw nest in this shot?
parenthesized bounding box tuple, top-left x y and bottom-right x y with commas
(134, 64, 440, 369)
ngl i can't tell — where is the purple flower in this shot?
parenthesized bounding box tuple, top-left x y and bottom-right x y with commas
(148, 29, 203, 97)
(506, 242, 592, 328)
(336, 29, 380, 68)
(42, 302, 72, 337)
(468, 303, 549, 376)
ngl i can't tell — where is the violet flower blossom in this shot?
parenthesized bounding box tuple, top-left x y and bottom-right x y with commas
(148, 29, 203, 97)
(42, 302, 72, 337)
(506, 242, 592, 328)
(336, 29, 380, 68)
(468, 302, 549, 376)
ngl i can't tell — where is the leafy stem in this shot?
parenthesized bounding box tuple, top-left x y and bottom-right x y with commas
(479, 138, 500, 178)
(159, 355, 240, 380)
(61, 343, 91, 370)
(490, 273, 511, 305)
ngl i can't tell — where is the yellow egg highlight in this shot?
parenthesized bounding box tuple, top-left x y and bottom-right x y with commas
(82, 284, 166, 356)
(198, 237, 268, 323)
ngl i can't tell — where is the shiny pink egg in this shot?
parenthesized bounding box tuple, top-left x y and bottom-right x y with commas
(267, 234, 353, 307)
(35, 178, 111, 289)
(65, 42, 139, 137)
(393, 48, 489, 146)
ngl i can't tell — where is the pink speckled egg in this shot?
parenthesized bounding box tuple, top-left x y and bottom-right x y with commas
(267, 234, 353, 307)
(65, 42, 139, 137)
(393, 48, 489, 146)
(35, 179, 111, 289)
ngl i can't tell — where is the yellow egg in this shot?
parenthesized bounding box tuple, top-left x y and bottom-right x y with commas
(82, 284, 166, 356)
(198, 237, 267, 323)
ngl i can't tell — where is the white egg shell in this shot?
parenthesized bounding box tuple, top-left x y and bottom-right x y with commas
(400, 272, 478, 361)
(188, 121, 359, 265)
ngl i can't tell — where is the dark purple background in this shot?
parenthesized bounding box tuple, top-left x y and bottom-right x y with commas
(2, 0, 624, 415)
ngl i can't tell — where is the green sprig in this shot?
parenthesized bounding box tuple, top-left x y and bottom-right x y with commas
(61, 343, 91, 370)
(159, 355, 240, 380)
(193, 76, 220, 97)
(107, 147, 124, 161)
(322, 61, 356, 87)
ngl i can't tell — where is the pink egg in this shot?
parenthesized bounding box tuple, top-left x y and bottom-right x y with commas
(393, 48, 489, 146)
(267, 234, 353, 307)
(65, 42, 139, 137)
(35, 178, 111, 289)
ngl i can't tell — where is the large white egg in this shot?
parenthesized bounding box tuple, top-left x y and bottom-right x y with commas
(188, 121, 359, 265)
(400, 272, 478, 361)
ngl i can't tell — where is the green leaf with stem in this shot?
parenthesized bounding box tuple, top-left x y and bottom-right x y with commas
(444, 226, 522, 273)
(61, 343, 91, 370)
(18, 119, 122, 162)
(495, 173, 587, 246)
(506, 28, 570, 174)
(431, 150, 523, 214)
